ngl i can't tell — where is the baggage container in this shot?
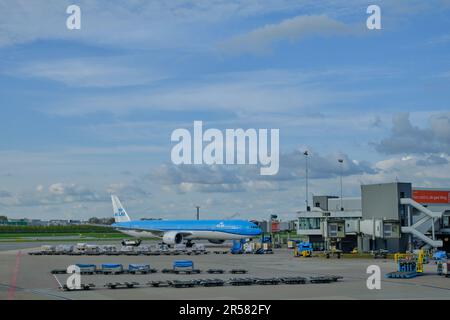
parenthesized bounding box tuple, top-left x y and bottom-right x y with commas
(101, 263, 123, 274)
(75, 263, 96, 274)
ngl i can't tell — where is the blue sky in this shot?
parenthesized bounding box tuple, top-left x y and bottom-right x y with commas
(1, 0, 450, 220)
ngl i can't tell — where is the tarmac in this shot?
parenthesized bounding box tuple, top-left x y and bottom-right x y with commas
(1, 241, 450, 300)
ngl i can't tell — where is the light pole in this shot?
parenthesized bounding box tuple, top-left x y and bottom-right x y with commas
(196, 206, 200, 220)
(304, 151, 310, 211)
(338, 159, 344, 211)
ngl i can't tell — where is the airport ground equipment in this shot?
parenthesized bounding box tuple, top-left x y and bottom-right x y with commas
(121, 239, 141, 247)
(231, 239, 245, 254)
(128, 264, 157, 274)
(287, 240, 300, 249)
(192, 243, 206, 252)
(325, 249, 343, 259)
(61, 283, 95, 291)
(287, 240, 294, 249)
(372, 249, 388, 259)
(254, 247, 274, 254)
(437, 261, 444, 275)
(158, 243, 170, 253)
(85, 244, 102, 255)
(59, 273, 344, 291)
(75, 264, 97, 275)
(124, 249, 140, 256)
(28, 251, 43, 255)
(68, 251, 83, 256)
(55, 245, 74, 255)
(135, 246, 151, 255)
(101, 263, 124, 274)
(228, 278, 256, 286)
(51, 269, 68, 274)
(230, 269, 248, 274)
(169, 280, 197, 288)
(207, 269, 225, 274)
(309, 276, 337, 283)
(76, 243, 87, 252)
(101, 245, 118, 254)
(198, 279, 225, 287)
(260, 233, 273, 251)
(326, 275, 344, 282)
(395, 250, 426, 273)
(386, 251, 426, 279)
(162, 260, 201, 274)
(243, 242, 254, 254)
(294, 242, 313, 257)
(385, 271, 422, 279)
(254, 278, 281, 285)
(41, 245, 56, 255)
(174, 243, 187, 253)
(433, 251, 447, 261)
(148, 281, 170, 287)
(279, 276, 307, 284)
(441, 262, 450, 277)
(105, 282, 139, 289)
(213, 250, 229, 254)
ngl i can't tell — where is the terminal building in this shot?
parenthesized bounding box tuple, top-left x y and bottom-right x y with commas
(297, 182, 450, 253)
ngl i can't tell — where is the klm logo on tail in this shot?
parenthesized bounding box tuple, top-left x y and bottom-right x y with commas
(111, 195, 131, 222)
(115, 208, 126, 217)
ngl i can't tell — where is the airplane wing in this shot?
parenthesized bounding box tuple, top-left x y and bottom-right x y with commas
(83, 223, 116, 229)
(113, 225, 193, 238)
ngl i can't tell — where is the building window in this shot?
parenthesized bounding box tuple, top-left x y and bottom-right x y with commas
(328, 224, 338, 237)
(443, 215, 450, 229)
(384, 224, 392, 237)
(299, 218, 321, 230)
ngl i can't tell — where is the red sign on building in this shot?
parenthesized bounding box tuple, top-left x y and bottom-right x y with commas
(271, 221, 280, 233)
(413, 190, 450, 204)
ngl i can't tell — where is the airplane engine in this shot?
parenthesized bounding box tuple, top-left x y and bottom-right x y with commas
(162, 231, 183, 245)
(208, 239, 225, 244)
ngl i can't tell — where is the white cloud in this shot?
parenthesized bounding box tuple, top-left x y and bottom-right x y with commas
(372, 154, 450, 186)
(150, 149, 376, 194)
(219, 14, 361, 55)
(0, 0, 347, 48)
(10, 57, 167, 88)
(0, 0, 435, 49)
(1, 182, 105, 208)
(374, 113, 450, 155)
(46, 68, 368, 116)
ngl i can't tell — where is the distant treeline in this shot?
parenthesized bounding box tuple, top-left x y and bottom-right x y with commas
(0, 225, 120, 234)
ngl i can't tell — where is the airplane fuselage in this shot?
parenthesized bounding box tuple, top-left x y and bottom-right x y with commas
(112, 219, 262, 241)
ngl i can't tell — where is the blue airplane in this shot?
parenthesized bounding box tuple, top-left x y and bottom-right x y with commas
(111, 195, 262, 246)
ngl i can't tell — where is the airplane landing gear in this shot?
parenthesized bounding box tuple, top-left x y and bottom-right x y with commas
(186, 240, 194, 248)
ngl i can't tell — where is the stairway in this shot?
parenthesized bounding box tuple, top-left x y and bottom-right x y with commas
(400, 198, 443, 248)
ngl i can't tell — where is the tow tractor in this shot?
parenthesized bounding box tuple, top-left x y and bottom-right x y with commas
(294, 242, 313, 257)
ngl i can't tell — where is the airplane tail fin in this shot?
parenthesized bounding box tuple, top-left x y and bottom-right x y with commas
(111, 195, 131, 223)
